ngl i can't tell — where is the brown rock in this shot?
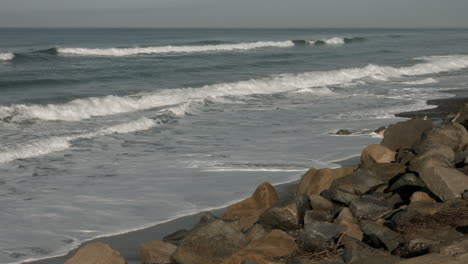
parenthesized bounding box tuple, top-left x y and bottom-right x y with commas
(410, 192, 435, 204)
(361, 144, 396, 167)
(171, 219, 248, 264)
(245, 224, 266, 243)
(339, 220, 364, 241)
(381, 119, 433, 151)
(453, 103, 468, 129)
(309, 194, 335, 211)
(64, 242, 127, 264)
(140, 241, 176, 264)
(334, 207, 357, 224)
(414, 123, 468, 153)
(227, 215, 260, 233)
(418, 167, 468, 201)
(296, 168, 354, 196)
(224, 230, 298, 264)
(223, 182, 279, 220)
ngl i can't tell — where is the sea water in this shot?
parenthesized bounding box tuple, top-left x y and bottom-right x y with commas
(0, 28, 468, 263)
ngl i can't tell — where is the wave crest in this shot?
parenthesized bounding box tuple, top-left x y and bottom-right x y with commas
(1, 55, 467, 122)
(0, 52, 15, 61)
(56, 41, 295, 56)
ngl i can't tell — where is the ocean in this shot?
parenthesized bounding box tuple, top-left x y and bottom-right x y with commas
(0, 28, 467, 263)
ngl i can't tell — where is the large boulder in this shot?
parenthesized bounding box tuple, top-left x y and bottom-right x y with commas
(222, 182, 279, 220)
(360, 220, 404, 252)
(341, 236, 401, 264)
(64, 242, 127, 264)
(381, 119, 433, 151)
(414, 123, 468, 153)
(297, 220, 345, 249)
(409, 144, 455, 173)
(387, 173, 426, 193)
(296, 168, 354, 196)
(321, 189, 359, 206)
(349, 196, 392, 218)
(361, 144, 396, 167)
(224, 230, 298, 264)
(140, 241, 177, 264)
(171, 220, 248, 264)
(259, 194, 310, 231)
(330, 168, 390, 196)
(417, 167, 468, 201)
(309, 194, 335, 211)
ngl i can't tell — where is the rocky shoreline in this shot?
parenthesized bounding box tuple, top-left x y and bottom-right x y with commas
(56, 98, 468, 264)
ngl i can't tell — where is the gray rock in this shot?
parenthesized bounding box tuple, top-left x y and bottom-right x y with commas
(309, 194, 335, 211)
(385, 209, 420, 230)
(337, 129, 352, 135)
(360, 220, 404, 252)
(297, 220, 345, 248)
(321, 189, 359, 205)
(162, 229, 190, 246)
(414, 123, 468, 153)
(171, 219, 248, 264)
(330, 168, 388, 196)
(463, 190, 468, 200)
(349, 196, 392, 218)
(304, 210, 334, 224)
(396, 149, 416, 165)
(409, 144, 455, 172)
(341, 236, 401, 264)
(388, 173, 426, 192)
(380, 119, 433, 152)
(418, 166, 468, 201)
(259, 194, 310, 231)
(455, 150, 468, 165)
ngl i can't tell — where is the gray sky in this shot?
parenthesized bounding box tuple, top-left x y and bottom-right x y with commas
(0, 0, 467, 28)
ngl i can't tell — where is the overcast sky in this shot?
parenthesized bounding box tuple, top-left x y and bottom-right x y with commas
(1, 0, 467, 28)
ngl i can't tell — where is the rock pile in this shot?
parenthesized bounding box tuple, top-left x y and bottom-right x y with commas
(64, 106, 468, 264)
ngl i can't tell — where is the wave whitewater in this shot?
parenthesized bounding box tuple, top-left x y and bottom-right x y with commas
(56, 41, 295, 56)
(0, 52, 15, 61)
(1, 55, 468, 122)
(0, 117, 156, 163)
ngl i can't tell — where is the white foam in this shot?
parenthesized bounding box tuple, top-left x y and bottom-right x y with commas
(0, 52, 14, 61)
(0, 117, 156, 163)
(308, 37, 345, 45)
(400, 77, 438, 85)
(56, 41, 295, 56)
(2, 55, 468, 122)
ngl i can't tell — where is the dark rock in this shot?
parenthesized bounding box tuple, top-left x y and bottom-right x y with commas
(455, 150, 468, 165)
(259, 194, 310, 231)
(374, 126, 386, 135)
(414, 123, 468, 153)
(321, 189, 359, 206)
(341, 236, 401, 264)
(297, 221, 345, 249)
(370, 163, 407, 179)
(360, 220, 404, 252)
(163, 229, 190, 246)
(385, 209, 420, 230)
(349, 196, 392, 218)
(380, 119, 433, 152)
(304, 210, 334, 224)
(309, 194, 335, 211)
(330, 168, 388, 196)
(396, 149, 416, 165)
(463, 190, 468, 200)
(172, 219, 248, 264)
(388, 173, 426, 193)
(337, 129, 352, 135)
(395, 238, 435, 258)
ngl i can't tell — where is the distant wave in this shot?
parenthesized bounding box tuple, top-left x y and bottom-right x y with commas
(0, 117, 156, 163)
(401, 77, 438, 85)
(292, 37, 365, 46)
(1, 55, 467, 122)
(55, 41, 295, 56)
(0, 52, 15, 61)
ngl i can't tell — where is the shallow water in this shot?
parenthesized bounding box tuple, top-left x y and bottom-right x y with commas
(0, 28, 468, 263)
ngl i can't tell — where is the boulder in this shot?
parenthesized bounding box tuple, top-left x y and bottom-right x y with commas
(369, 163, 407, 179)
(452, 103, 468, 129)
(297, 221, 345, 249)
(335, 207, 357, 225)
(360, 220, 404, 252)
(396, 149, 416, 165)
(226, 215, 260, 233)
(374, 126, 387, 137)
(361, 144, 396, 167)
(309, 194, 335, 211)
(410, 192, 435, 204)
(297, 168, 354, 196)
(337, 129, 352, 135)
(223, 182, 279, 220)
(303, 210, 334, 224)
(385, 209, 420, 229)
(140, 241, 177, 264)
(414, 123, 468, 153)
(321, 189, 359, 205)
(330, 168, 388, 196)
(454, 150, 468, 165)
(349, 196, 392, 218)
(341, 236, 401, 264)
(224, 230, 298, 264)
(409, 144, 455, 172)
(259, 194, 310, 231)
(418, 167, 468, 201)
(381, 119, 433, 152)
(171, 219, 248, 264)
(387, 173, 426, 193)
(64, 242, 127, 264)
(162, 229, 189, 246)
(463, 190, 468, 200)
(245, 224, 266, 243)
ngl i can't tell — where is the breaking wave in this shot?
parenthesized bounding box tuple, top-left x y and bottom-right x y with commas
(400, 77, 438, 85)
(1, 55, 468, 122)
(0, 52, 15, 61)
(55, 41, 295, 56)
(0, 117, 157, 163)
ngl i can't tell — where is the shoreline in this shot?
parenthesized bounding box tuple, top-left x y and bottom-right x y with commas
(23, 90, 467, 264)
